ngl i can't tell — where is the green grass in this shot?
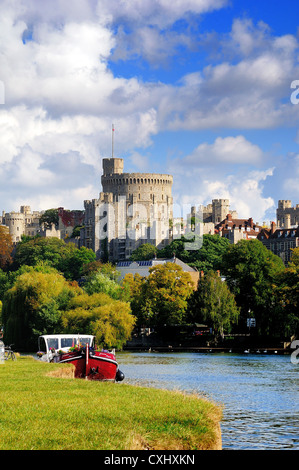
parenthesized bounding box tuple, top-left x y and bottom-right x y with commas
(0, 356, 222, 450)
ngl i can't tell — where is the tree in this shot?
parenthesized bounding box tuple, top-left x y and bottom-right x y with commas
(221, 239, 285, 335)
(2, 268, 79, 350)
(188, 271, 240, 339)
(130, 243, 157, 261)
(13, 237, 95, 280)
(157, 234, 230, 273)
(122, 273, 147, 328)
(13, 236, 67, 269)
(132, 263, 194, 328)
(0, 269, 11, 301)
(39, 208, 59, 229)
(59, 245, 96, 280)
(83, 271, 124, 299)
(274, 247, 299, 338)
(0, 226, 13, 270)
(61, 292, 135, 349)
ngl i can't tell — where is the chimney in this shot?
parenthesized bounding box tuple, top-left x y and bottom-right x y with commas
(271, 221, 276, 234)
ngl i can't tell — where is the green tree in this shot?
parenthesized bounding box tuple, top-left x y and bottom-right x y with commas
(61, 292, 135, 349)
(83, 271, 124, 299)
(39, 208, 59, 229)
(2, 268, 79, 350)
(0, 226, 13, 270)
(59, 244, 96, 280)
(221, 239, 285, 335)
(130, 243, 157, 261)
(274, 248, 299, 338)
(122, 273, 147, 328)
(188, 271, 240, 339)
(157, 234, 230, 273)
(13, 237, 95, 280)
(137, 263, 194, 328)
(0, 269, 11, 301)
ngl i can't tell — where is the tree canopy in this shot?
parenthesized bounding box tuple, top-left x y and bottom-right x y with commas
(61, 292, 135, 349)
(123, 263, 194, 328)
(13, 237, 96, 280)
(188, 271, 240, 339)
(157, 234, 230, 273)
(2, 268, 79, 350)
(0, 226, 13, 270)
(221, 239, 285, 335)
(130, 243, 157, 261)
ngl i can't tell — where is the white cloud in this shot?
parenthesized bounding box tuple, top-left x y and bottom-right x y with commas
(170, 137, 275, 222)
(181, 136, 263, 166)
(0, 2, 297, 222)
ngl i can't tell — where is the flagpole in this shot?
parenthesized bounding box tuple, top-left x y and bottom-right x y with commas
(112, 123, 114, 158)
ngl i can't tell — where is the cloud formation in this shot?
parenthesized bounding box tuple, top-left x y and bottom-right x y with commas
(0, 1, 298, 224)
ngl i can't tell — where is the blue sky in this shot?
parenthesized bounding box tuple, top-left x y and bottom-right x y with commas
(0, 0, 299, 224)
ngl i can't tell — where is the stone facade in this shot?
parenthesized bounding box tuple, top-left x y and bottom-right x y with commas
(258, 222, 299, 265)
(1, 205, 84, 244)
(191, 199, 238, 225)
(276, 200, 299, 228)
(1, 206, 42, 243)
(82, 157, 173, 262)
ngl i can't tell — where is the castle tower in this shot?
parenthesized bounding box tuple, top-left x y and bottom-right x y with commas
(83, 157, 173, 261)
(277, 200, 299, 227)
(212, 199, 230, 224)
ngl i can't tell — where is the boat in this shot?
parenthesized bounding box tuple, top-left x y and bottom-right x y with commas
(37, 334, 124, 382)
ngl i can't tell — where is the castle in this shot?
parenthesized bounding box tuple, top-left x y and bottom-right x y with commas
(276, 200, 299, 228)
(81, 158, 173, 261)
(0, 206, 84, 243)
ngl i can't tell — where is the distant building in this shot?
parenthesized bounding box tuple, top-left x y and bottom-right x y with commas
(277, 200, 299, 228)
(1, 206, 42, 243)
(258, 222, 299, 265)
(215, 214, 263, 243)
(57, 207, 84, 239)
(191, 199, 238, 225)
(1, 205, 84, 244)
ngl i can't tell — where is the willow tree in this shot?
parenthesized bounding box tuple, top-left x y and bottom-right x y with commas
(61, 292, 135, 349)
(2, 268, 79, 350)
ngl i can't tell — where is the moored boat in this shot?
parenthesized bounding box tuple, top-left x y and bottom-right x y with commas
(37, 334, 124, 382)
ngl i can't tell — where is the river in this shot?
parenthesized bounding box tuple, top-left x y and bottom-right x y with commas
(116, 351, 299, 450)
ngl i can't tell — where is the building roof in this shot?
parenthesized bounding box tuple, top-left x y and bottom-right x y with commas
(215, 213, 262, 237)
(258, 224, 299, 240)
(117, 257, 197, 272)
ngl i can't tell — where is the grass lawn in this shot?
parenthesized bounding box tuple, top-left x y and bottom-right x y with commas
(0, 355, 222, 450)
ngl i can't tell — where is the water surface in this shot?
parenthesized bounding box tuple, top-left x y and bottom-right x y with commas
(117, 351, 299, 450)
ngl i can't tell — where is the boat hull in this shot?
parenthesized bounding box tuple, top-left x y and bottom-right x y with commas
(86, 351, 118, 381)
(55, 352, 86, 378)
(55, 349, 123, 381)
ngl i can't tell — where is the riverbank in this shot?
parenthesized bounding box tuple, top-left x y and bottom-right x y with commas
(124, 345, 290, 354)
(0, 356, 222, 450)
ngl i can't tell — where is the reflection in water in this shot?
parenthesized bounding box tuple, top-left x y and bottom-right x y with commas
(117, 352, 299, 450)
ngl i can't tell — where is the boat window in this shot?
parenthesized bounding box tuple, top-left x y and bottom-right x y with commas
(46, 338, 58, 350)
(78, 337, 92, 347)
(61, 338, 75, 348)
(38, 337, 47, 352)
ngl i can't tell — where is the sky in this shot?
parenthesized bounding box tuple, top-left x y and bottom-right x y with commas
(1, 0, 299, 224)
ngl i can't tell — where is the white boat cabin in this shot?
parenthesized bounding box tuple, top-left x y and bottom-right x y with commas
(38, 334, 95, 362)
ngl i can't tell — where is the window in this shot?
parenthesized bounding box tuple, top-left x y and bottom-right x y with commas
(61, 338, 75, 348)
(47, 338, 58, 350)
